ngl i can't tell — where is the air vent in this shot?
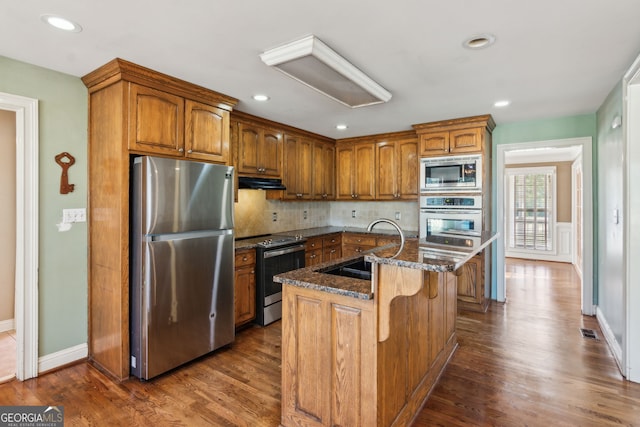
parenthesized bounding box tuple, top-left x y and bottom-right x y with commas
(579, 328, 599, 340)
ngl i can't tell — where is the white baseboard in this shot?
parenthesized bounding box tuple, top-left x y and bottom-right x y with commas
(596, 306, 623, 372)
(38, 343, 88, 374)
(0, 319, 15, 333)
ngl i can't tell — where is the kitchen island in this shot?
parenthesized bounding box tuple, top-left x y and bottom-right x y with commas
(274, 233, 497, 427)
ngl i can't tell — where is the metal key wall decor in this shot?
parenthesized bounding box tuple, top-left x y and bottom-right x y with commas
(55, 151, 76, 194)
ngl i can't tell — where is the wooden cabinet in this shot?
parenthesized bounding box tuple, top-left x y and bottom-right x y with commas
(280, 263, 457, 427)
(336, 141, 375, 200)
(283, 134, 313, 200)
(234, 248, 256, 327)
(375, 134, 418, 200)
(413, 114, 495, 157)
(312, 141, 335, 200)
(236, 120, 283, 177)
(305, 233, 342, 266)
(82, 58, 237, 380)
(128, 84, 230, 164)
(342, 233, 378, 257)
(414, 115, 495, 313)
(304, 236, 324, 266)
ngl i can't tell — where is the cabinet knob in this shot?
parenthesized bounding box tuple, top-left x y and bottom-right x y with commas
(187, 149, 193, 154)
(242, 256, 248, 261)
(178, 148, 184, 153)
(330, 249, 336, 253)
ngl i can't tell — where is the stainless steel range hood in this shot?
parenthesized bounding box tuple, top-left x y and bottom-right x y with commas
(238, 176, 287, 190)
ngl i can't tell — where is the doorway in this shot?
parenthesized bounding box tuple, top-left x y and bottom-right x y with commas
(0, 92, 39, 381)
(496, 137, 594, 315)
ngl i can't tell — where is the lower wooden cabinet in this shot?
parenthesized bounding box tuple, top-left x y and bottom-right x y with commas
(234, 248, 256, 327)
(304, 236, 324, 266)
(305, 233, 342, 266)
(280, 264, 458, 427)
(342, 233, 377, 257)
(456, 250, 490, 312)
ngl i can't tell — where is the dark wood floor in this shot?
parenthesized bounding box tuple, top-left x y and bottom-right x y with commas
(1, 258, 639, 426)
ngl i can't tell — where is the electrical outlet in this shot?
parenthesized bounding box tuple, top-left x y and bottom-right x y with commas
(395, 211, 401, 220)
(303, 210, 308, 220)
(272, 212, 277, 222)
(63, 208, 86, 223)
(352, 210, 356, 218)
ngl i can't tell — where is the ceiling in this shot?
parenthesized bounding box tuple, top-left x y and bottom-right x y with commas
(2, 1, 640, 139)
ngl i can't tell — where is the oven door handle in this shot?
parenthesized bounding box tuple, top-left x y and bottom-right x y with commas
(420, 209, 481, 215)
(263, 244, 306, 258)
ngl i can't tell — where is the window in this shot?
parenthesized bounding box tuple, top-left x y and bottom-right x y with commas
(506, 166, 556, 252)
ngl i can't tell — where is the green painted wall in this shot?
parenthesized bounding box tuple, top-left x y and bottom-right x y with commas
(0, 55, 88, 356)
(491, 114, 598, 299)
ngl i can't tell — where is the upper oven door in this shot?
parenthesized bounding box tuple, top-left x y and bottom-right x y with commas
(420, 154, 482, 193)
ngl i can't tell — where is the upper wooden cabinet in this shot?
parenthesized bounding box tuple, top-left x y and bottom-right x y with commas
(337, 131, 418, 201)
(375, 133, 418, 200)
(336, 141, 376, 200)
(283, 134, 313, 200)
(236, 120, 283, 177)
(312, 140, 335, 200)
(81, 58, 237, 381)
(413, 115, 495, 157)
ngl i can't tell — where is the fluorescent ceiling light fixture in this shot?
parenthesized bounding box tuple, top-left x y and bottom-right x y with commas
(260, 35, 391, 108)
(41, 14, 82, 32)
(336, 124, 348, 130)
(252, 94, 270, 101)
(494, 100, 510, 107)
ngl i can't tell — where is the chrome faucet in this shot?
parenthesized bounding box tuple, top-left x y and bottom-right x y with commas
(367, 218, 405, 258)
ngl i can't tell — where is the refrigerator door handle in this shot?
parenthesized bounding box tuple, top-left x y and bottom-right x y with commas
(147, 229, 233, 242)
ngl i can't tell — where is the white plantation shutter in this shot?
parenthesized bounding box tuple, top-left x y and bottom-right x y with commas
(507, 166, 556, 252)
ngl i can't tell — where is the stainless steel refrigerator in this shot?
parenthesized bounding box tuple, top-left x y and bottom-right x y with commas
(130, 156, 235, 380)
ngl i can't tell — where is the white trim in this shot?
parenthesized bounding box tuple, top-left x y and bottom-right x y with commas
(496, 137, 593, 316)
(0, 92, 39, 381)
(38, 343, 88, 374)
(597, 306, 623, 370)
(623, 53, 640, 382)
(0, 319, 15, 333)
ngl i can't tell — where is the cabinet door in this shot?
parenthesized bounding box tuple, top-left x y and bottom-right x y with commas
(397, 137, 418, 199)
(375, 141, 398, 200)
(185, 100, 230, 164)
(353, 143, 375, 200)
(312, 142, 325, 198)
(419, 131, 449, 156)
(129, 83, 184, 155)
(449, 127, 482, 153)
(260, 128, 283, 177)
(457, 254, 482, 303)
(336, 144, 355, 200)
(234, 249, 256, 327)
(322, 142, 336, 199)
(283, 134, 300, 199)
(237, 123, 261, 174)
(322, 245, 341, 262)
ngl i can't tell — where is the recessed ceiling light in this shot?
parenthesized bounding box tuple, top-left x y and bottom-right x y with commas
(336, 124, 348, 130)
(463, 33, 496, 50)
(494, 100, 510, 108)
(40, 14, 82, 32)
(252, 94, 270, 102)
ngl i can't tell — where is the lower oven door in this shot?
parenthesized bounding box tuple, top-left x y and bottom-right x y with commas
(419, 209, 482, 239)
(256, 244, 305, 326)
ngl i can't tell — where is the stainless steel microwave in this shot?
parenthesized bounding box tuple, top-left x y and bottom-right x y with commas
(419, 154, 482, 193)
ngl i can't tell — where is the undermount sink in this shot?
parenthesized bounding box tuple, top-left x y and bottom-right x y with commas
(322, 258, 372, 280)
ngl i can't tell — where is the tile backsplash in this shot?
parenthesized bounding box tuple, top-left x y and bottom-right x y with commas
(234, 189, 419, 238)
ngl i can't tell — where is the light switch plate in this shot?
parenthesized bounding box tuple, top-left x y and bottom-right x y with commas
(63, 208, 86, 223)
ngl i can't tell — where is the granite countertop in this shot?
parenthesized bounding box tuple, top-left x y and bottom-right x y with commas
(234, 226, 419, 250)
(274, 232, 499, 300)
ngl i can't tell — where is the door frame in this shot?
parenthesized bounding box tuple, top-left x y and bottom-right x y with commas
(0, 92, 39, 381)
(623, 54, 640, 382)
(496, 137, 594, 315)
